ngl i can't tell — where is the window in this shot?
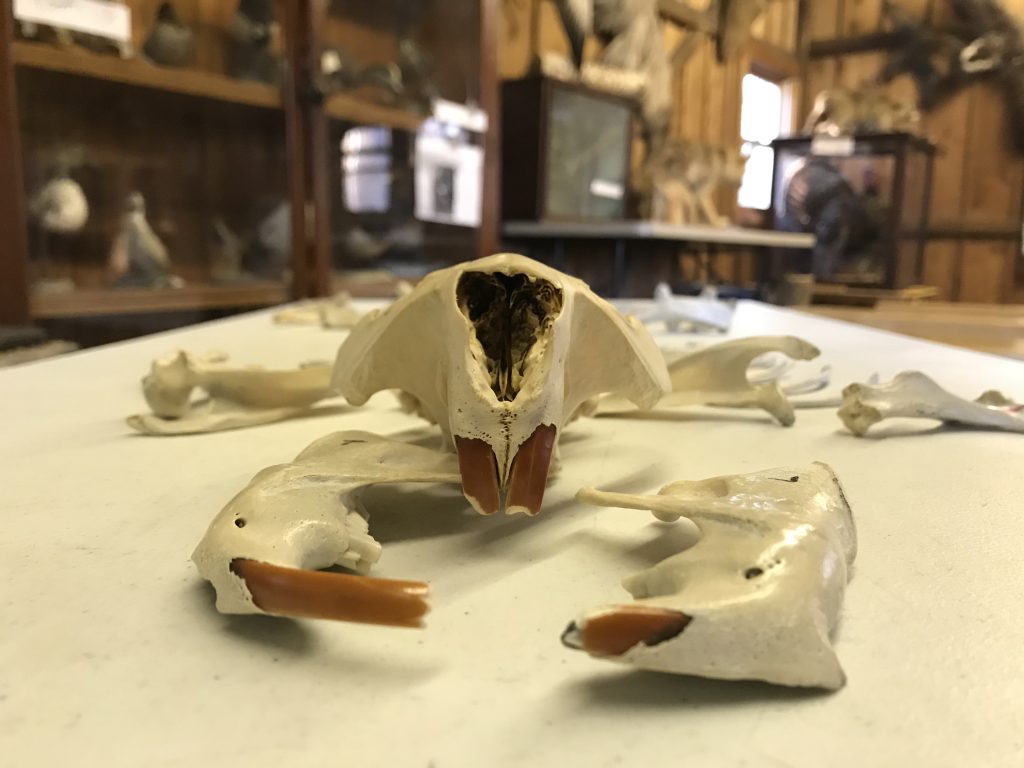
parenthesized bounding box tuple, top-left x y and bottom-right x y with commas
(737, 73, 787, 211)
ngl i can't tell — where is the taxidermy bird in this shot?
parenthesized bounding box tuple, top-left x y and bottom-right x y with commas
(340, 221, 424, 261)
(143, 2, 195, 68)
(782, 159, 880, 280)
(319, 46, 363, 93)
(29, 169, 88, 234)
(552, 0, 671, 145)
(877, 1, 969, 110)
(109, 192, 182, 289)
(245, 201, 290, 279)
(209, 218, 247, 283)
(716, 0, 770, 63)
(227, 0, 279, 84)
(397, 38, 440, 110)
(947, 0, 1024, 153)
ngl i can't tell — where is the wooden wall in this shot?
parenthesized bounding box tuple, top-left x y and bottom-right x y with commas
(802, 0, 1024, 303)
(499, 0, 801, 292)
(499, 0, 1024, 303)
(803, 0, 1024, 304)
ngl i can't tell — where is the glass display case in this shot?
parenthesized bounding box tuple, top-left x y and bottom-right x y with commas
(0, 1, 498, 343)
(3, 1, 299, 344)
(501, 77, 635, 222)
(770, 133, 935, 288)
(312, 0, 496, 293)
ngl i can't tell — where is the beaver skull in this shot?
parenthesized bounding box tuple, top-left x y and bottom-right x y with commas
(332, 253, 670, 516)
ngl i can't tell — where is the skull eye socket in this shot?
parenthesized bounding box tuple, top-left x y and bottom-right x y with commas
(456, 271, 564, 401)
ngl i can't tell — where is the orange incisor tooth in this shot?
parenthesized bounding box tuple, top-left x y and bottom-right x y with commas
(231, 559, 429, 628)
(454, 436, 501, 515)
(568, 606, 692, 657)
(506, 424, 557, 516)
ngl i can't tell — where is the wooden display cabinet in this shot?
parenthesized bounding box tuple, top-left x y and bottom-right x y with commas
(0, 0, 499, 344)
(302, 0, 499, 296)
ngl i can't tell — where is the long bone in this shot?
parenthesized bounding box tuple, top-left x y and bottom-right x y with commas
(564, 462, 856, 689)
(332, 253, 670, 517)
(127, 350, 337, 435)
(591, 335, 821, 425)
(839, 370, 1024, 436)
(192, 431, 462, 625)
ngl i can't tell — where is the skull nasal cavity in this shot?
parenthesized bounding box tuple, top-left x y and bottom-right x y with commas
(456, 272, 564, 401)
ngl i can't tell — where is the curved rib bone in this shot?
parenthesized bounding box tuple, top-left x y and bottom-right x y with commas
(593, 336, 821, 425)
(192, 430, 461, 626)
(567, 462, 857, 689)
(839, 371, 1024, 436)
(127, 350, 338, 435)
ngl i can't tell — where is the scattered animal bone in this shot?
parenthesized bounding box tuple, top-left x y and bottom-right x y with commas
(332, 253, 670, 516)
(839, 371, 1024, 436)
(108, 192, 184, 289)
(565, 461, 857, 689)
(641, 138, 746, 226)
(192, 431, 461, 625)
(635, 283, 734, 333)
(143, 2, 195, 68)
(591, 336, 821, 426)
(127, 351, 337, 435)
(803, 87, 921, 136)
(272, 292, 364, 329)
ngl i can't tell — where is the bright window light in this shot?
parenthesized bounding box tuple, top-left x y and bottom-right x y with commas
(737, 73, 784, 210)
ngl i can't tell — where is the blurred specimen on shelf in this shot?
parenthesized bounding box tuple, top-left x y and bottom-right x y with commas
(29, 161, 89, 235)
(209, 218, 249, 284)
(245, 201, 291, 279)
(143, 2, 195, 68)
(108, 192, 184, 289)
(227, 0, 280, 84)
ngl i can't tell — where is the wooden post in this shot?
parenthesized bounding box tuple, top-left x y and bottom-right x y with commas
(479, 0, 501, 257)
(0, 0, 31, 324)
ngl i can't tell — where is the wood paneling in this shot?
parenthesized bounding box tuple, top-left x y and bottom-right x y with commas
(959, 241, 1015, 303)
(800, 0, 1024, 304)
(498, 0, 800, 294)
(921, 241, 959, 300)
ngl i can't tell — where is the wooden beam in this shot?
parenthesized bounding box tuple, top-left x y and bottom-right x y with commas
(479, 0, 501, 257)
(808, 31, 903, 58)
(659, 0, 718, 32)
(0, 2, 31, 325)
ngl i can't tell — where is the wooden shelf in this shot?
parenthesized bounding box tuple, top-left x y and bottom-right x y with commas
(31, 282, 288, 319)
(11, 42, 282, 110)
(323, 92, 425, 131)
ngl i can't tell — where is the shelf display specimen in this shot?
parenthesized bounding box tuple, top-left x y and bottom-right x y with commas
(0, 0, 499, 339)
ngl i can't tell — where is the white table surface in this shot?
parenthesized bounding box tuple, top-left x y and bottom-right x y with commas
(504, 220, 816, 248)
(3, 300, 1023, 768)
